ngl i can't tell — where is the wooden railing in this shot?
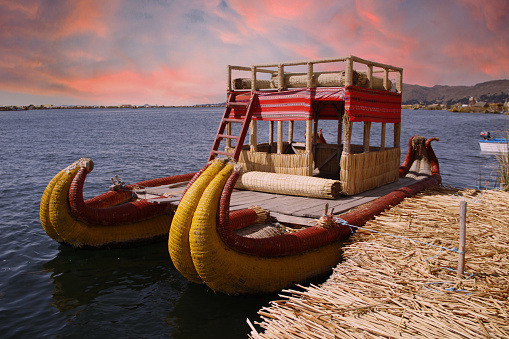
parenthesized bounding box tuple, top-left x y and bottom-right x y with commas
(227, 55, 403, 94)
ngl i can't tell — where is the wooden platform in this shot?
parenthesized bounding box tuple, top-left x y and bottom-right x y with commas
(133, 177, 418, 225)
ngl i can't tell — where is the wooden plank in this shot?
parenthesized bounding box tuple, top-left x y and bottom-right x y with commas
(146, 194, 183, 204)
(230, 190, 279, 207)
(296, 178, 418, 217)
(263, 196, 328, 216)
(269, 212, 316, 226)
(134, 181, 189, 196)
(136, 177, 420, 222)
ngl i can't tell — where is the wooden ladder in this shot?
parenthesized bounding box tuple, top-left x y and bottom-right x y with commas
(207, 92, 256, 162)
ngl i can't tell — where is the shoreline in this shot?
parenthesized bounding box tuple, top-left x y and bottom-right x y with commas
(0, 104, 225, 111)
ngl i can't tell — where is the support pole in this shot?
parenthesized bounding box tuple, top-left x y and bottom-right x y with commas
(288, 120, 294, 144)
(249, 120, 257, 152)
(226, 122, 232, 148)
(363, 121, 371, 153)
(343, 114, 352, 155)
(269, 121, 274, 151)
(277, 121, 283, 154)
(380, 123, 386, 150)
(457, 200, 467, 278)
(305, 120, 313, 152)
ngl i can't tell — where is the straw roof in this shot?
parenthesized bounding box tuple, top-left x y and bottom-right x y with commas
(250, 186, 509, 338)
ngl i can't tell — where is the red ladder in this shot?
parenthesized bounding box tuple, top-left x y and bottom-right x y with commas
(207, 92, 256, 162)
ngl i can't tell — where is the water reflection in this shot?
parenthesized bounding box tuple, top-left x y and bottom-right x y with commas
(42, 242, 277, 338)
(166, 283, 276, 338)
(43, 242, 183, 313)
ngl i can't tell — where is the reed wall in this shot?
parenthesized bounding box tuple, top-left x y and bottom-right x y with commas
(340, 147, 400, 195)
(231, 148, 313, 176)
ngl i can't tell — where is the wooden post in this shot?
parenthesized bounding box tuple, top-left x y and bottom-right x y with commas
(313, 115, 318, 157)
(367, 65, 373, 89)
(268, 121, 274, 151)
(394, 122, 401, 148)
(251, 66, 257, 91)
(345, 57, 353, 87)
(337, 111, 343, 169)
(457, 200, 467, 278)
(288, 121, 294, 144)
(278, 64, 284, 92)
(397, 70, 403, 94)
(277, 121, 283, 154)
(249, 120, 257, 152)
(227, 65, 232, 91)
(305, 120, 313, 152)
(383, 68, 390, 91)
(381, 123, 386, 150)
(226, 122, 232, 148)
(343, 114, 352, 154)
(307, 62, 314, 88)
(363, 121, 371, 152)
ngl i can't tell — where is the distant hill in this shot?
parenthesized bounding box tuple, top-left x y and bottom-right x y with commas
(402, 80, 509, 106)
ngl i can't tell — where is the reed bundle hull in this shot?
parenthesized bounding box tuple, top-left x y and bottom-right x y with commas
(40, 158, 194, 248)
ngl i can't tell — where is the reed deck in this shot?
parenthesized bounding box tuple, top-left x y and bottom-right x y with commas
(250, 187, 509, 338)
(134, 177, 418, 225)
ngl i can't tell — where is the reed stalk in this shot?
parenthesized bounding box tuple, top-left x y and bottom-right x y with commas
(494, 130, 509, 190)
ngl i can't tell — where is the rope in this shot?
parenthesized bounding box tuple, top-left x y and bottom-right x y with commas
(332, 216, 475, 294)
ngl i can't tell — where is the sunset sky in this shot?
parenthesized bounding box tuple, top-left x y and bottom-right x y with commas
(1, 0, 508, 106)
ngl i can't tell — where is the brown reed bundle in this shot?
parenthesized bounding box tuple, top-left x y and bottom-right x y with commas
(250, 186, 509, 338)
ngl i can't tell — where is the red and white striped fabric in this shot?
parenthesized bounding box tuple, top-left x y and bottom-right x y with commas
(229, 86, 401, 123)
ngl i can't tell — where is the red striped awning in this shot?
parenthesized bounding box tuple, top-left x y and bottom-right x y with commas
(230, 86, 401, 123)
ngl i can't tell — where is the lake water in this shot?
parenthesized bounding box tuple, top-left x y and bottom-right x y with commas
(0, 107, 507, 338)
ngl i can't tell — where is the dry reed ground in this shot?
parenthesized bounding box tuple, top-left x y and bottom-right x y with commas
(250, 186, 509, 338)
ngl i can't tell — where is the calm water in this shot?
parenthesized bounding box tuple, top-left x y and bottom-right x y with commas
(0, 107, 506, 338)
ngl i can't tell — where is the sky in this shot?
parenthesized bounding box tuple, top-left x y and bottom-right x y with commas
(1, 0, 508, 106)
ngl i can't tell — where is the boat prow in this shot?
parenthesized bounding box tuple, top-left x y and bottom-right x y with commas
(40, 158, 195, 248)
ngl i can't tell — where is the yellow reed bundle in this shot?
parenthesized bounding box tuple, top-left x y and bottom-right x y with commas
(40, 167, 66, 242)
(46, 159, 172, 248)
(235, 171, 341, 199)
(168, 159, 227, 283)
(340, 147, 400, 195)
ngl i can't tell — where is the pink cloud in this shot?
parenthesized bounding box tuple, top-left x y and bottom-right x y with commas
(55, 0, 114, 38)
(1, 0, 509, 106)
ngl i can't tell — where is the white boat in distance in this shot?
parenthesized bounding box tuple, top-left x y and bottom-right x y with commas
(479, 131, 509, 153)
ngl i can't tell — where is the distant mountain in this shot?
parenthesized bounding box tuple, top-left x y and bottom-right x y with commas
(402, 80, 509, 106)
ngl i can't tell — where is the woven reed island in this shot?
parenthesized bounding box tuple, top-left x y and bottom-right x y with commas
(167, 55, 444, 295)
(249, 186, 509, 338)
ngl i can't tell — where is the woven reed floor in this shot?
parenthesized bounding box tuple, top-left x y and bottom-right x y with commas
(136, 177, 418, 224)
(249, 186, 509, 338)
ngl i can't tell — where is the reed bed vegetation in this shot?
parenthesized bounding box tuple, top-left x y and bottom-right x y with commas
(249, 186, 509, 338)
(495, 131, 509, 190)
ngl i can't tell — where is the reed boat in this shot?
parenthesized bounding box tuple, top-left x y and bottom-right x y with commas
(168, 56, 442, 294)
(40, 158, 195, 248)
(40, 55, 441, 293)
